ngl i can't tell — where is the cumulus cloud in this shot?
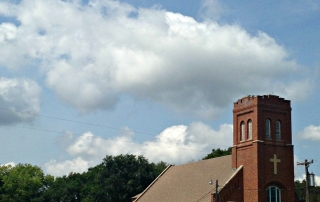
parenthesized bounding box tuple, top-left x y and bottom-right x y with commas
(199, 0, 223, 21)
(44, 157, 90, 176)
(297, 125, 320, 141)
(0, 0, 312, 118)
(0, 23, 17, 41)
(45, 122, 233, 176)
(1, 162, 16, 167)
(0, 77, 41, 125)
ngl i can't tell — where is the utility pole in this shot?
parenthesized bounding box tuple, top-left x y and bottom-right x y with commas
(215, 180, 219, 202)
(297, 159, 313, 202)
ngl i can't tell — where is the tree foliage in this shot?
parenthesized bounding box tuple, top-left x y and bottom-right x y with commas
(0, 164, 53, 202)
(0, 155, 168, 201)
(295, 180, 320, 202)
(202, 147, 232, 160)
(37, 154, 168, 201)
(97, 154, 157, 201)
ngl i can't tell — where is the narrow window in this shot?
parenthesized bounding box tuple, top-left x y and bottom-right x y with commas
(241, 122, 245, 141)
(276, 121, 281, 140)
(248, 120, 252, 139)
(266, 119, 271, 139)
(267, 186, 281, 202)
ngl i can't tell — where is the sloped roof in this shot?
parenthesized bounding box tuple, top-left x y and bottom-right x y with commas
(135, 155, 241, 202)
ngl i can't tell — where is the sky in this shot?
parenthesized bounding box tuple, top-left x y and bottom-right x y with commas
(0, 0, 320, 182)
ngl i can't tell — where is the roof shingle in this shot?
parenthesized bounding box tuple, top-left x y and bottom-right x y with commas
(135, 155, 241, 202)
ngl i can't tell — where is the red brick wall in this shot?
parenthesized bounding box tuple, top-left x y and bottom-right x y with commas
(231, 95, 295, 202)
(211, 168, 243, 202)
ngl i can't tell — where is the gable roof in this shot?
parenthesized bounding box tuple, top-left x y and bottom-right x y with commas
(135, 155, 241, 202)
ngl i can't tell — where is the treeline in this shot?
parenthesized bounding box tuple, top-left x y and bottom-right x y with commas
(0, 154, 167, 201)
(0, 148, 232, 201)
(295, 180, 320, 202)
(4, 148, 315, 201)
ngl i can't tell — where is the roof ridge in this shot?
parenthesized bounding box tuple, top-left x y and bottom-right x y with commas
(174, 154, 232, 167)
(219, 165, 243, 192)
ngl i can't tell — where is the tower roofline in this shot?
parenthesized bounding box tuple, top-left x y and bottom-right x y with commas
(234, 94, 291, 109)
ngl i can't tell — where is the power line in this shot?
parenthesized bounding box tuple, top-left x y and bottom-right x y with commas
(0, 107, 231, 149)
(0, 107, 155, 136)
(12, 125, 226, 153)
(195, 187, 216, 202)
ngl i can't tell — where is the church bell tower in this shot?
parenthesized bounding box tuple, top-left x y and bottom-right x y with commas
(232, 95, 295, 202)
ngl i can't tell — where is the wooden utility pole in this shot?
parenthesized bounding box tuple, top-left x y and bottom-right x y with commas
(215, 180, 219, 202)
(297, 159, 313, 202)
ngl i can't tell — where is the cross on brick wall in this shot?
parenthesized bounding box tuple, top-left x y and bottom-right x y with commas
(270, 154, 281, 174)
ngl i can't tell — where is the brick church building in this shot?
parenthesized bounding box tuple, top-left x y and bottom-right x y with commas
(132, 95, 299, 202)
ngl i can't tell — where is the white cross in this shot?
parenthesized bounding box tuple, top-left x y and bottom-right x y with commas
(270, 154, 281, 174)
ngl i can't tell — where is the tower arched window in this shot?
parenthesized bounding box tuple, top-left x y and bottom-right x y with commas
(248, 120, 252, 139)
(276, 121, 281, 140)
(267, 186, 281, 202)
(266, 119, 271, 139)
(241, 122, 245, 141)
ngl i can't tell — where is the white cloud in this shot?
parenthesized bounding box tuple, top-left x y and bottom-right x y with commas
(0, 77, 41, 125)
(199, 0, 223, 21)
(1, 162, 16, 167)
(45, 122, 232, 176)
(0, 0, 312, 118)
(0, 23, 17, 42)
(297, 125, 320, 141)
(44, 157, 90, 176)
(315, 175, 320, 186)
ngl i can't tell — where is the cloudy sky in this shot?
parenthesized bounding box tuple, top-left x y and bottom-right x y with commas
(0, 0, 319, 181)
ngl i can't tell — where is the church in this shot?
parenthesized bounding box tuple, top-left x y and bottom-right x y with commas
(132, 95, 300, 202)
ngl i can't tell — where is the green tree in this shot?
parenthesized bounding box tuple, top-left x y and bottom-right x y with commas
(202, 147, 232, 160)
(0, 165, 12, 199)
(38, 172, 84, 202)
(0, 164, 53, 202)
(295, 179, 320, 202)
(97, 154, 157, 201)
(40, 154, 166, 202)
(80, 164, 104, 201)
(152, 161, 169, 176)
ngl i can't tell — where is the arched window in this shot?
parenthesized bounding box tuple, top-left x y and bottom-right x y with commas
(266, 119, 271, 139)
(241, 122, 245, 141)
(266, 186, 281, 202)
(248, 120, 252, 139)
(276, 121, 281, 140)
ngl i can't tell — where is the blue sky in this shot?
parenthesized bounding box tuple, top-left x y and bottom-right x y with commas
(0, 0, 319, 181)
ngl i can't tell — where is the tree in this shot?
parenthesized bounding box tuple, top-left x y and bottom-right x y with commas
(152, 161, 169, 176)
(37, 172, 85, 202)
(39, 154, 165, 202)
(97, 154, 158, 201)
(0, 164, 53, 202)
(295, 179, 320, 202)
(202, 147, 232, 160)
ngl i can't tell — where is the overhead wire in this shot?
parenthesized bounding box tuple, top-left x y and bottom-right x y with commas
(195, 187, 216, 202)
(13, 124, 214, 153)
(0, 107, 231, 151)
